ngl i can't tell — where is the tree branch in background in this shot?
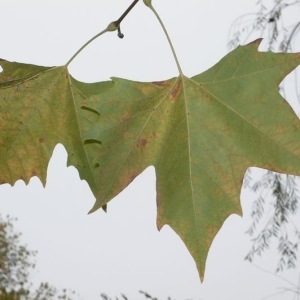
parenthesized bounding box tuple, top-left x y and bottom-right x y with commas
(244, 171, 300, 272)
(0, 214, 78, 300)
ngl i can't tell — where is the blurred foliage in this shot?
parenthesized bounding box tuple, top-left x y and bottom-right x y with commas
(100, 291, 197, 300)
(0, 214, 186, 300)
(0, 214, 35, 299)
(228, 0, 300, 52)
(0, 214, 78, 300)
(244, 171, 300, 271)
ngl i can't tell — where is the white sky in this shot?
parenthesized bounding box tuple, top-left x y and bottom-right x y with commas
(1, 0, 300, 299)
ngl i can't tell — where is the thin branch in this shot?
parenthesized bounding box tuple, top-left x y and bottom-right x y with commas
(285, 21, 300, 50)
(116, 0, 139, 26)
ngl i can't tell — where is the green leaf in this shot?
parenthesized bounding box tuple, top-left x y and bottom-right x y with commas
(82, 39, 300, 280)
(1, 39, 300, 282)
(0, 59, 113, 202)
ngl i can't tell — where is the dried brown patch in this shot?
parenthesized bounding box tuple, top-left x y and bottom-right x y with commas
(171, 79, 182, 101)
(140, 138, 147, 148)
(120, 111, 131, 123)
(129, 173, 137, 183)
(136, 138, 148, 149)
(152, 80, 171, 88)
(275, 125, 285, 133)
(151, 131, 157, 139)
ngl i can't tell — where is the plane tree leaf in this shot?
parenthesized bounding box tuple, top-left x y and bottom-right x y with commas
(1, 39, 300, 281)
(82, 39, 300, 280)
(0, 59, 113, 198)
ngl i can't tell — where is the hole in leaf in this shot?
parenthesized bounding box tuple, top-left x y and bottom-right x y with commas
(84, 139, 102, 145)
(81, 106, 100, 115)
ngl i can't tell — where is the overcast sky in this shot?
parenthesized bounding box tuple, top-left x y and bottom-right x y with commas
(1, 0, 300, 299)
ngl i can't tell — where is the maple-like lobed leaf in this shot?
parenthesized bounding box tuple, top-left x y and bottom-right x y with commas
(1, 39, 300, 282)
(0, 59, 112, 200)
(82, 39, 300, 280)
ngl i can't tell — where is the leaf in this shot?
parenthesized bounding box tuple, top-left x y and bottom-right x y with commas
(0, 59, 113, 201)
(1, 39, 300, 282)
(82, 39, 300, 280)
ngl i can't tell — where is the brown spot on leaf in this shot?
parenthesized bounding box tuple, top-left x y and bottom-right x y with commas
(121, 116, 129, 122)
(152, 80, 171, 88)
(171, 79, 182, 101)
(129, 173, 137, 183)
(118, 171, 138, 191)
(121, 111, 131, 123)
(152, 81, 164, 86)
(151, 131, 157, 138)
(39, 138, 44, 143)
(31, 169, 37, 176)
(276, 125, 285, 133)
(239, 177, 244, 186)
(136, 138, 148, 149)
(140, 139, 147, 148)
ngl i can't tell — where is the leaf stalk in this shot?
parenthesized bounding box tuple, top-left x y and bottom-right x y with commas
(65, 28, 108, 67)
(145, 2, 183, 75)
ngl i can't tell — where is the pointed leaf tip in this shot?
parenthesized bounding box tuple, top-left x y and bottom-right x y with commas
(82, 40, 300, 281)
(2, 39, 300, 282)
